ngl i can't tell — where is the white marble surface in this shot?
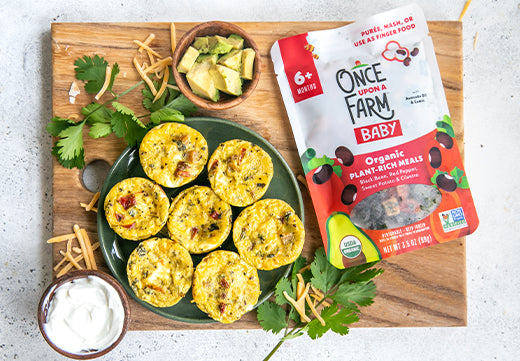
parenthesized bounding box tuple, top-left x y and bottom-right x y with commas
(1, 0, 519, 360)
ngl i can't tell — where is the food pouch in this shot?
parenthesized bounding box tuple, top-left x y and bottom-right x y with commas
(270, 4, 478, 268)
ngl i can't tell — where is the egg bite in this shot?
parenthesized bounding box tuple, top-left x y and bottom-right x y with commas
(233, 199, 305, 270)
(139, 122, 208, 188)
(207, 139, 273, 207)
(126, 237, 193, 308)
(104, 177, 169, 241)
(192, 250, 260, 323)
(167, 185, 232, 254)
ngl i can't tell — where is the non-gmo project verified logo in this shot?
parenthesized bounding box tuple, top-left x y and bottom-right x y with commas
(439, 207, 468, 232)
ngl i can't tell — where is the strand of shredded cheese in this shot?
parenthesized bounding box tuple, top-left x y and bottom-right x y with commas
(81, 228, 97, 270)
(170, 23, 176, 53)
(305, 294, 326, 326)
(73, 224, 92, 269)
(94, 65, 112, 100)
(85, 192, 100, 212)
(56, 242, 100, 277)
(133, 58, 157, 96)
(60, 250, 83, 270)
(133, 40, 162, 58)
(139, 33, 156, 52)
(283, 291, 311, 323)
(143, 57, 172, 74)
(80, 202, 98, 212)
(153, 65, 170, 103)
(473, 31, 479, 50)
(47, 233, 76, 243)
(296, 174, 308, 191)
(458, 0, 473, 21)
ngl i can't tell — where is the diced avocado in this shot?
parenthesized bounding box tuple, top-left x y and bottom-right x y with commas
(227, 34, 244, 50)
(241, 48, 256, 80)
(186, 61, 220, 102)
(193, 36, 210, 54)
(208, 35, 234, 54)
(196, 53, 218, 65)
(177, 46, 200, 74)
(209, 64, 242, 96)
(217, 50, 243, 72)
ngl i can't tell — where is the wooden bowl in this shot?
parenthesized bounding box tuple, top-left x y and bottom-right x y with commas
(37, 270, 130, 359)
(172, 21, 261, 110)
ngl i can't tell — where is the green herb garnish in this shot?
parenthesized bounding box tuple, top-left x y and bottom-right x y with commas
(48, 55, 197, 169)
(257, 247, 383, 360)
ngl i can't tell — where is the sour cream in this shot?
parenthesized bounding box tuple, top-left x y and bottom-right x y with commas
(43, 276, 125, 354)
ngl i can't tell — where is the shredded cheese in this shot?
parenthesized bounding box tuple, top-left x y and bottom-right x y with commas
(60, 250, 83, 270)
(133, 40, 162, 58)
(153, 65, 170, 103)
(94, 65, 112, 100)
(305, 294, 326, 326)
(170, 23, 176, 53)
(85, 192, 100, 212)
(143, 57, 172, 74)
(80, 202, 98, 212)
(133, 57, 157, 96)
(139, 33, 156, 52)
(283, 291, 311, 323)
(47, 233, 76, 244)
(81, 228, 97, 270)
(73, 224, 92, 270)
(56, 242, 100, 277)
(473, 31, 479, 50)
(458, 0, 473, 21)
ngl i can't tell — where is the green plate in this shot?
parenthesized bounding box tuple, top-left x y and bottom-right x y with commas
(97, 117, 304, 323)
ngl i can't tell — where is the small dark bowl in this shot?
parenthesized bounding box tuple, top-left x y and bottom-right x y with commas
(38, 270, 130, 359)
(172, 21, 261, 110)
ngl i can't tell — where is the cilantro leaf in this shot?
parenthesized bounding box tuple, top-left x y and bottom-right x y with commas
(74, 55, 110, 94)
(257, 301, 288, 334)
(436, 115, 455, 138)
(274, 277, 293, 306)
(150, 108, 184, 125)
(55, 121, 85, 160)
(52, 144, 85, 169)
(111, 102, 147, 146)
(142, 81, 169, 112)
(81, 103, 113, 125)
(89, 122, 113, 139)
(310, 247, 341, 293)
(331, 281, 378, 311)
(47, 117, 76, 136)
(338, 261, 384, 284)
(307, 303, 358, 340)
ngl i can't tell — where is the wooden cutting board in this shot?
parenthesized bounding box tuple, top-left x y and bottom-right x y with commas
(51, 21, 466, 330)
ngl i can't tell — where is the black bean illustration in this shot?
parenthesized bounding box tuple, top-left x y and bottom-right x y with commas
(436, 174, 457, 192)
(428, 147, 442, 168)
(411, 47, 419, 56)
(335, 146, 354, 167)
(396, 49, 406, 56)
(435, 131, 454, 149)
(403, 57, 411, 66)
(312, 164, 333, 184)
(341, 184, 358, 205)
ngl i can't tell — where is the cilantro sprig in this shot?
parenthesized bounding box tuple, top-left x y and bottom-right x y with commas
(48, 55, 197, 169)
(257, 248, 383, 360)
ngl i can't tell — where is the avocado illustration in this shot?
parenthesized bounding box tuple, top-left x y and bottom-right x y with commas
(325, 212, 381, 269)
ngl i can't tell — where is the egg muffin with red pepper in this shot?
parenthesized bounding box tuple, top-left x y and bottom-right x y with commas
(126, 237, 193, 307)
(167, 185, 232, 254)
(139, 122, 208, 188)
(192, 250, 260, 323)
(104, 177, 170, 241)
(207, 139, 273, 207)
(233, 199, 305, 270)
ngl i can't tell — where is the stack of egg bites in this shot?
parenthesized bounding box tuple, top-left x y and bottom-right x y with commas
(104, 122, 305, 323)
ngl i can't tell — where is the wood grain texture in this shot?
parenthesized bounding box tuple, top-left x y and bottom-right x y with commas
(51, 21, 465, 330)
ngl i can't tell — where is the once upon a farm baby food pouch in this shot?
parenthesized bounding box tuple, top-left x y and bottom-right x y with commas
(271, 4, 478, 269)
